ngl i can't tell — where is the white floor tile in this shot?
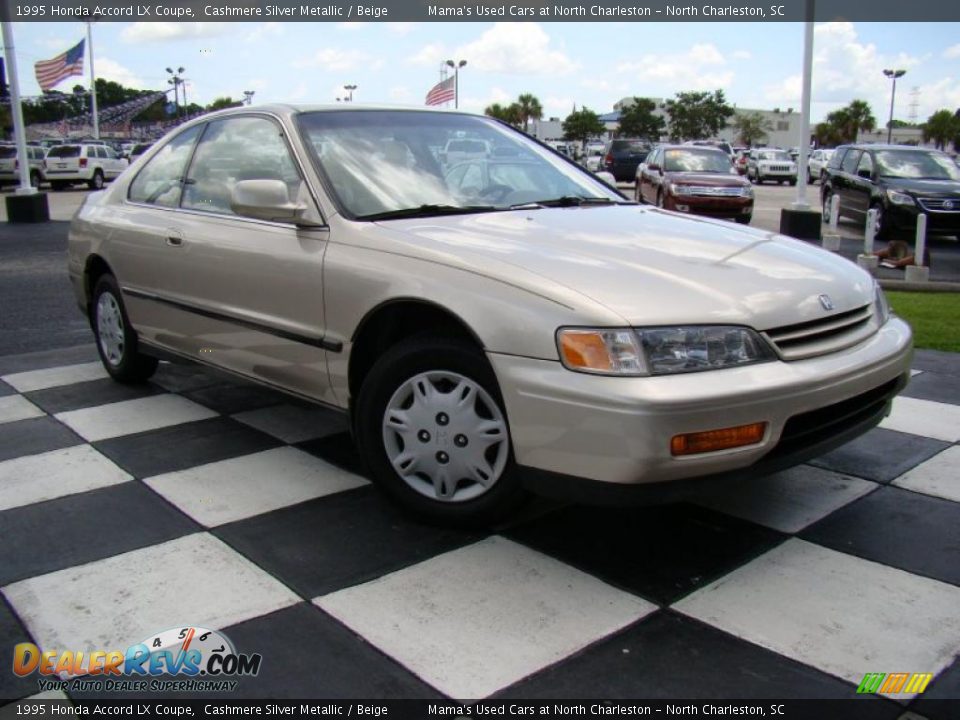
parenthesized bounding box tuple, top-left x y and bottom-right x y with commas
(880, 396, 960, 443)
(2, 362, 108, 393)
(316, 536, 655, 699)
(54, 395, 217, 442)
(232, 404, 348, 443)
(2, 533, 299, 653)
(692, 466, 877, 534)
(674, 539, 960, 695)
(145, 446, 367, 526)
(0, 446, 131, 512)
(892, 446, 960, 503)
(0, 395, 45, 425)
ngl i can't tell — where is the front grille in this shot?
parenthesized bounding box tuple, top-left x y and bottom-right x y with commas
(764, 165, 792, 172)
(770, 377, 902, 460)
(917, 197, 960, 212)
(762, 304, 876, 361)
(682, 186, 746, 197)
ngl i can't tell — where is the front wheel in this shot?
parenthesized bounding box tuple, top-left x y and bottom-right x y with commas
(789, 178, 797, 186)
(30, 170, 42, 188)
(822, 190, 834, 224)
(91, 274, 158, 383)
(871, 203, 889, 240)
(355, 335, 524, 526)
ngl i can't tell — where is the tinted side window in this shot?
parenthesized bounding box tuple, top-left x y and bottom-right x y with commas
(857, 152, 874, 176)
(828, 148, 847, 169)
(128, 125, 203, 208)
(182, 116, 304, 218)
(841, 150, 861, 174)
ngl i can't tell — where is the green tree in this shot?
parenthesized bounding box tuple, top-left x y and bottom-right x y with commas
(515, 93, 543, 134)
(562, 107, 605, 154)
(923, 109, 958, 150)
(731, 111, 774, 146)
(207, 96, 244, 111)
(484, 102, 522, 127)
(663, 90, 734, 141)
(616, 97, 665, 140)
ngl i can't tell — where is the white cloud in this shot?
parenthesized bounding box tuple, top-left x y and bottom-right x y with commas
(293, 49, 381, 72)
(617, 43, 733, 90)
(408, 43, 449, 67)
(244, 23, 284, 42)
(387, 23, 419, 35)
(94, 58, 145, 89)
(388, 86, 414, 103)
(731, 50, 752, 61)
(458, 86, 512, 112)
(454, 23, 578, 75)
(288, 83, 308, 101)
(944, 44, 960, 60)
(120, 22, 231, 43)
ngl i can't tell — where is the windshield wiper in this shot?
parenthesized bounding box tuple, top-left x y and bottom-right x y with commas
(511, 196, 617, 209)
(357, 204, 498, 221)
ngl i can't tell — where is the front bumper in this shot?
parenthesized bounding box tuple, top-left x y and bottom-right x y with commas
(888, 203, 960, 235)
(489, 317, 912, 492)
(665, 195, 752, 218)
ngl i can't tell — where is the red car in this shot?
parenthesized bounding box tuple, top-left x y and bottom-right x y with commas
(636, 145, 754, 224)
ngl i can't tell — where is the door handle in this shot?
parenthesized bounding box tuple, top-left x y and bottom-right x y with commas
(166, 236, 183, 247)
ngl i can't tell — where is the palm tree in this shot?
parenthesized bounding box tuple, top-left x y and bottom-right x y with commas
(732, 111, 774, 146)
(484, 103, 522, 127)
(923, 109, 958, 150)
(515, 93, 544, 134)
(840, 100, 876, 143)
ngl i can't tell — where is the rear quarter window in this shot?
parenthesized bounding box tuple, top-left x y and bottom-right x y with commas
(47, 146, 81, 159)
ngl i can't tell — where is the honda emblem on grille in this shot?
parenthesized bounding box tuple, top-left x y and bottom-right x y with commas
(819, 294, 834, 311)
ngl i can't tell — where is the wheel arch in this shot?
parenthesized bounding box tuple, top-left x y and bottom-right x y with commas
(83, 254, 115, 310)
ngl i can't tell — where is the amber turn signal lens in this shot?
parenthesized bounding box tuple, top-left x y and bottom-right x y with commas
(671, 422, 767, 456)
(558, 331, 614, 371)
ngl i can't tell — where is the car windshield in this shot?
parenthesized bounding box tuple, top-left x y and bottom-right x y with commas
(663, 149, 731, 173)
(874, 150, 960, 180)
(613, 141, 649, 154)
(298, 110, 623, 219)
(758, 150, 791, 161)
(47, 146, 81, 158)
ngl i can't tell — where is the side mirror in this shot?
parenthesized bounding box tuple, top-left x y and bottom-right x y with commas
(647, 163, 661, 172)
(230, 179, 320, 226)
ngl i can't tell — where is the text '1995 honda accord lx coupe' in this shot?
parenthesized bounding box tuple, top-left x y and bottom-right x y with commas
(68, 106, 913, 525)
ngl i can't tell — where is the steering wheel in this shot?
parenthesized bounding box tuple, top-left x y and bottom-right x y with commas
(478, 184, 513, 203)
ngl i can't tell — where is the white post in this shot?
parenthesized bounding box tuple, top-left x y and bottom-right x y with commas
(822, 193, 841, 251)
(857, 208, 879, 272)
(87, 21, 99, 139)
(829, 195, 840, 231)
(0, 21, 36, 194)
(792, 20, 814, 210)
(905, 213, 930, 282)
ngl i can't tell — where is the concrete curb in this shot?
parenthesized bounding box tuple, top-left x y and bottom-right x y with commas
(877, 279, 960, 292)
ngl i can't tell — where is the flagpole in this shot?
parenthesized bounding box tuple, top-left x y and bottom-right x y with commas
(0, 19, 35, 193)
(86, 21, 99, 139)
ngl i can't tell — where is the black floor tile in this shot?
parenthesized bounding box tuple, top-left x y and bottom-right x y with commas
(93, 417, 282, 478)
(149, 362, 222, 393)
(911, 349, 960, 377)
(801, 485, 960, 586)
(215, 486, 482, 599)
(911, 657, 960, 719)
(498, 612, 900, 710)
(67, 603, 442, 700)
(24, 378, 163, 415)
(296, 431, 365, 475)
(0, 483, 200, 586)
(0, 380, 13, 397)
(0, 416, 82, 463)
(809, 427, 950, 484)
(505, 503, 785, 605)
(183, 381, 287, 415)
(0, 345, 98, 375)
(902, 371, 960, 405)
(0, 596, 37, 701)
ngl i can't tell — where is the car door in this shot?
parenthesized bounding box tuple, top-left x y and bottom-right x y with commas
(163, 114, 332, 401)
(848, 150, 875, 221)
(835, 149, 862, 219)
(102, 146, 125, 178)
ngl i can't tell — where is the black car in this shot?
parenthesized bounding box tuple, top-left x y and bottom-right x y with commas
(602, 138, 651, 182)
(821, 144, 960, 239)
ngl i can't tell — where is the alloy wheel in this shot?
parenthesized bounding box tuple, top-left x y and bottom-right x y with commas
(96, 291, 125, 367)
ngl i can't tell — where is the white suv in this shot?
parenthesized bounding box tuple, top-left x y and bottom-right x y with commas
(0, 145, 47, 189)
(44, 143, 128, 190)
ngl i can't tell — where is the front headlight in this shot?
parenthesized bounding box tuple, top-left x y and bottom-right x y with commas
(874, 282, 891, 325)
(741, 185, 754, 197)
(557, 326, 775, 376)
(886, 189, 915, 206)
(670, 183, 694, 196)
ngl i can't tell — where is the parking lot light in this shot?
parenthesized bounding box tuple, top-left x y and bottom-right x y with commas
(883, 69, 906, 144)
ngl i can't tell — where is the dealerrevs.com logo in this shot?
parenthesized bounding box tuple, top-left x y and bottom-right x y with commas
(13, 626, 262, 693)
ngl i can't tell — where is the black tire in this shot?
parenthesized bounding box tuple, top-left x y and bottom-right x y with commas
(871, 202, 889, 241)
(354, 334, 525, 527)
(51, 181, 67, 191)
(735, 215, 752, 225)
(88, 170, 104, 190)
(30, 170, 41, 189)
(821, 189, 834, 224)
(656, 191, 665, 208)
(635, 181, 643, 203)
(789, 178, 797, 186)
(91, 274, 158, 384)
(807, 170, 814, 184)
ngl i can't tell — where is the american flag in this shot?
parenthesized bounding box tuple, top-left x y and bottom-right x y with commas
(425, 76, 455, 106)
(34, 39, 85, 92)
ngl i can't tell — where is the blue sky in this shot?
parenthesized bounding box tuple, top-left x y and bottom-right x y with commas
(7, 21, 960, 124)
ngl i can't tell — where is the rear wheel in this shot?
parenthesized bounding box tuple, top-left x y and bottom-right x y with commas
(656, 191, 665, 208)
(635, 181, 643, 203)
(871, 202, 889, 240)
(789, 178, 797, 186)
(735, 215, 752, 225)
(91, 274, 158, 383)
(88, 170, 104, 190)
(822, 189, 835, 224)
(29, 170, 41, 188)
(355, 335, 524, 527)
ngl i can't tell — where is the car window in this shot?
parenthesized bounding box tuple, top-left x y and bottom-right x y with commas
(103, 147, 117, 159)
(840, 150, 861, 174)
(829, 148, 847, 169)
(662, 148, 731, 173)
(182, 115, 304, 218)
(874, 149, 960, 180)
(856, 152, 873, 176)
(47, 146, 81, 159)
(128, 124, 204, 208)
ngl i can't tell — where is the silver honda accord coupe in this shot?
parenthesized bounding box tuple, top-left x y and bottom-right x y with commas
(67, 105, 912, 525)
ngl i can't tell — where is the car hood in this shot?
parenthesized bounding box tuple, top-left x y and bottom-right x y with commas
(377, 205, 874, 330)
(881, 177, 960, 196)
(665, 172, 749, 187)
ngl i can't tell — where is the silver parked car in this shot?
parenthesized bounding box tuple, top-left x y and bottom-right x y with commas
(67, 105, 912, 525)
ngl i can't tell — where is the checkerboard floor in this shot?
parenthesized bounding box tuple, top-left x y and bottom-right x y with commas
(1, 345, 958, 715)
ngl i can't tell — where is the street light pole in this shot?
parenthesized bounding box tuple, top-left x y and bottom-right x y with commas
(343, 84, 357, 102)
(166, 66, 185, 118)
(243, 90, 256, 106)
(445, 59, 467, 108)
(883, 69, 906, 144)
